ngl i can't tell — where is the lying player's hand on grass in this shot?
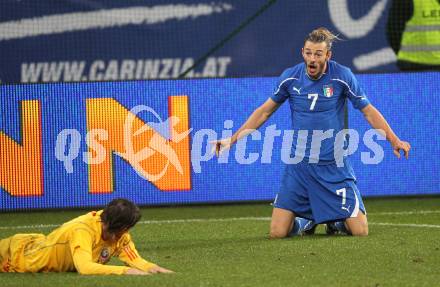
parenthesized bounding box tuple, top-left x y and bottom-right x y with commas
(147, 265, 174, 274)
(125, 266, 174, 275)
(210, 138, 233, 157)
(391, 139, 411, 159)
(125, 268, 151, 275)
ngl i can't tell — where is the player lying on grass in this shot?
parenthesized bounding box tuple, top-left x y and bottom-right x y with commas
(212, 27, 411, 238)
(0, 198, 173, 275)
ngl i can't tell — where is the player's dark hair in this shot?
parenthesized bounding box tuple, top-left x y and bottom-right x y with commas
(304, 27, 340, 50)
(100, 198, 141, 233)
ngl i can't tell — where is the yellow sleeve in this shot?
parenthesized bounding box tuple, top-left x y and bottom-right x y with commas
(70, 228, 130, 275)
(117, 234, 157, 272)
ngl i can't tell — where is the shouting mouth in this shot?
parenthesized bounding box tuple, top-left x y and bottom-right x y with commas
(308, 63, 318, 75)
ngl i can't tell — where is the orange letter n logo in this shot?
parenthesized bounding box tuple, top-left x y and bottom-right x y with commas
(86, 96, 191, 193)
(0, 100, 43, 196)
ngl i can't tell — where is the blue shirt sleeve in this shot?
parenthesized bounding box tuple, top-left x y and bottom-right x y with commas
(342, 68, 370, 110)
(270, 69, 292, 104)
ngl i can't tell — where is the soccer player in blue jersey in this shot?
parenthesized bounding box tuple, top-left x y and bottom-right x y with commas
(212, 27, 411, 237)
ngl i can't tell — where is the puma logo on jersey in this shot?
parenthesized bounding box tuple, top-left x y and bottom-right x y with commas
(293, 86, 302, 94)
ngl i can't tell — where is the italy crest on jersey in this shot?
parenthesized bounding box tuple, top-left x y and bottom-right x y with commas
(323, 85, 333, 97)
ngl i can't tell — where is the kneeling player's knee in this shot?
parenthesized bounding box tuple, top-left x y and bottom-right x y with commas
(269, 226, 289, 239)
(351, 223, 368, 236)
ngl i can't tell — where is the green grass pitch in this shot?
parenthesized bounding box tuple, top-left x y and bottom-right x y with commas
(1, 197, 439, 287)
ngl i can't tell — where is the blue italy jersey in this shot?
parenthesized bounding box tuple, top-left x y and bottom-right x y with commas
(270, 60, 370, 162)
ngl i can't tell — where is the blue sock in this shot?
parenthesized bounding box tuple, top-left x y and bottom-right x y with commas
(289, 217, 314, 236)
(334, 221, 351, 235)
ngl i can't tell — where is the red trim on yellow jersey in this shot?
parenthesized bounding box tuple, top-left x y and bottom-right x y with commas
(123, 247, 134, 260)
(123, 246, 137, 260)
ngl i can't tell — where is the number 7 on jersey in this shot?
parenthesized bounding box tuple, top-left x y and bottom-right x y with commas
(308, 93, 318, 110)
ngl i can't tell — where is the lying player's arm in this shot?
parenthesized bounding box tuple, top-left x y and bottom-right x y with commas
(70, 229, 131, 275)
(212, 98, 281, 155)
(361, 104, 411, 158)
(72, 248, 131, 275)
(117, 237, 174, 274)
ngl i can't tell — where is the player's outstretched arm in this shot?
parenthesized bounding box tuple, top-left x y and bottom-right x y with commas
(125, 268, 151, 275)
(211, 98, 281, 156)
(125, 266, 174, 275)
(361, 104, 411, 159)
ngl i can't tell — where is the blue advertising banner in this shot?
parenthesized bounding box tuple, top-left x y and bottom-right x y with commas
(0, 0, 399, 84)
(1, 72, 439, 210)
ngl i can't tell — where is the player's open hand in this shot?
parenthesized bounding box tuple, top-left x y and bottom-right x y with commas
(147, 265, 174, 274)
(391, 140, 411, 159)
(210, 138, 233, 157)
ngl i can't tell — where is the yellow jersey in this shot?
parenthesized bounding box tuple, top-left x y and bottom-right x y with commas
(0, 210, 157, 275)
